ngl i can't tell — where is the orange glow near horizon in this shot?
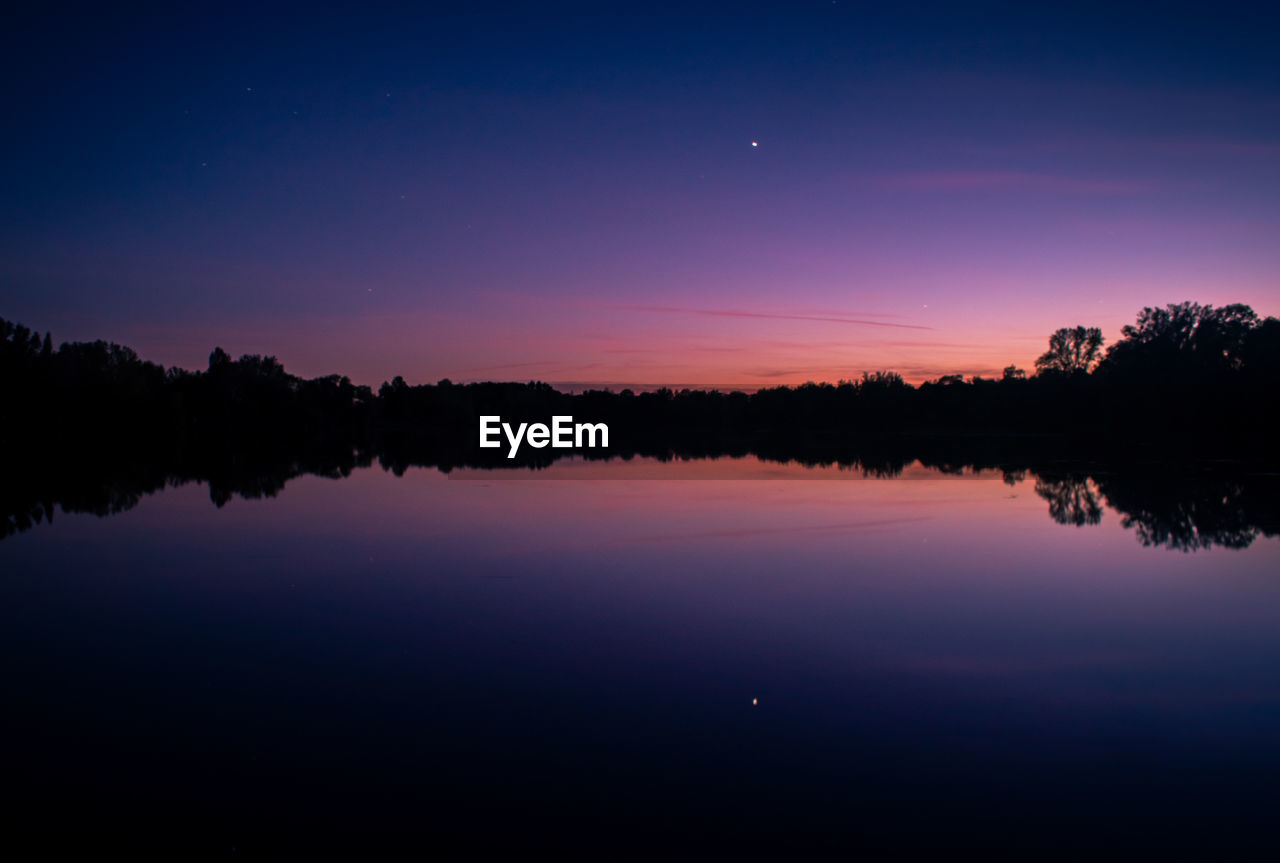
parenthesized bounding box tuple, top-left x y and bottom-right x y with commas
(96, 283, 1279, 392)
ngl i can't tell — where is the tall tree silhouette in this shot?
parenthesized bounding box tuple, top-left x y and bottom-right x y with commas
(1035, 326, 1104, 375)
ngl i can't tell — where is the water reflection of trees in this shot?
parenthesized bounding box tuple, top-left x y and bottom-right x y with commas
(1091, 472, 1269, 552)
(1029, 468, 1280, 551)
(3, 441, 1278, 553)
(1033, 475, 1103, 527)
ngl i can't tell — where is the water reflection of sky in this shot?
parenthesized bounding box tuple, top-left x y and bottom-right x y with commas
(3, 458, 1279, 854)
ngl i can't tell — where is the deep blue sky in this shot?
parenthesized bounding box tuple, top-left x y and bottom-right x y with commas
(3, 2, 1277, 387)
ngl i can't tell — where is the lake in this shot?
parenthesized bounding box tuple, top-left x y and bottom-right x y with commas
(3, 455, 1279, 855)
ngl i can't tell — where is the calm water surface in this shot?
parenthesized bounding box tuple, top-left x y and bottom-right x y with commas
(4, 457, 1279, 855)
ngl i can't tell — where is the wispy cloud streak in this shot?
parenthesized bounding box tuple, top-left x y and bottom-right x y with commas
(609, 304, 934, 331)
(883, 171, 1151, 195)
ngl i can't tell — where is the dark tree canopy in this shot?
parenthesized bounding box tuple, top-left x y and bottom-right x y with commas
(1035, 326, 1104, 375)
(1101, 301, 1263, 377)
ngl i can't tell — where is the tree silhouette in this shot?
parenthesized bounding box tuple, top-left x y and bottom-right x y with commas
(1035, 326, 1104, 375)
(1100, 301, 1262, 377)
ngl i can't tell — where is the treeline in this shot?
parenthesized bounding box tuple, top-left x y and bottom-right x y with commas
(2, 301, 1278, 455)
(0, 323, 375, 450)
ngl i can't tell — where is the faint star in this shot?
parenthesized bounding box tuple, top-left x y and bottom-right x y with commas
(751, 141, 758, 147)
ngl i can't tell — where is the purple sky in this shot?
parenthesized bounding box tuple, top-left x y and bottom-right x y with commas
(3, 3, 1277, 388)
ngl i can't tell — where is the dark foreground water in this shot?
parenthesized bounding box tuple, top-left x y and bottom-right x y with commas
(3, 456, 1279, 856)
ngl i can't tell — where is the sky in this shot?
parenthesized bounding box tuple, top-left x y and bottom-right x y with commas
(2, 2, 1278, 389)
